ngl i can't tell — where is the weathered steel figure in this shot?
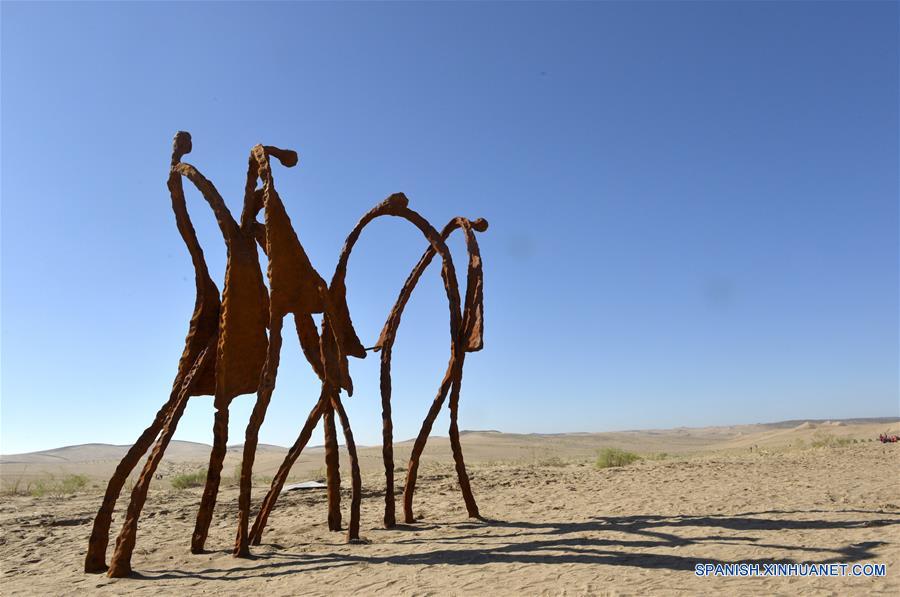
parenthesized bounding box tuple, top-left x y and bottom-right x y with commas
(85, 132, 488, 576)
(84, 132, 222, 574)
(233, 143, 367, 556)
(101, 132, 271, 577)
(250, 211, 487, 541)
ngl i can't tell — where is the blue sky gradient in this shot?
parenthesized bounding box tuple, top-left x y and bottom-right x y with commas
(2, 1, 897, 454)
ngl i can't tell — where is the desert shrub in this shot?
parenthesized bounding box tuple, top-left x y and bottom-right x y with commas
(16, 474, 89, 497)
(171, 471, 207, 490)
(30, 481, 48, 497)
(811, 432, 853, 449)
(59, 474, 88, 493)
(0, 477, 24, 496)
(596, 448, 641, 469)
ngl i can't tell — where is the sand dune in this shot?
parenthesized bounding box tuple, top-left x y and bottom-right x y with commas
(2, 418, 897, 490)
(0, 442, 292, 465)
(1, 418, 898, 595)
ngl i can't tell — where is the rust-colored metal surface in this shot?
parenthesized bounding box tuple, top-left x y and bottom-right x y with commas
(85, 132, 223, 575)
(85, 133, 489, 576)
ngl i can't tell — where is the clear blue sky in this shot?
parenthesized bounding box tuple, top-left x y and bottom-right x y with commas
(2, 1, 897, 454)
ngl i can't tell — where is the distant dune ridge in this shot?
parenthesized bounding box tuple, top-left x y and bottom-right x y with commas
(1, 417, 897, 488)
(0, 441, 294, 465)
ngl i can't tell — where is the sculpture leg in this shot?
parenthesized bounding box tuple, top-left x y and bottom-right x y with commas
(330, 391, 362, 542)
(447, 356, 479, 518)
(403, 360, 455, 523)
(234, 314, 284, 557)
(190, 403, 230, 553)
(323, 401, 341, 531)
(107, 347, 210, 578)
(379, 346, 396, 528)
(250, 391, 327, 545)
(84, 386, 180, 572)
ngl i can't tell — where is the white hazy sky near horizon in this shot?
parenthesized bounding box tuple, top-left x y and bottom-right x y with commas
(1, 1, 897, 454)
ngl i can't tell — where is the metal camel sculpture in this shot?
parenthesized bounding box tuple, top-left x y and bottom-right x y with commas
(249, 203, 487, 544)
(84, 132, 488, 576)
(85, 131, 270, 575)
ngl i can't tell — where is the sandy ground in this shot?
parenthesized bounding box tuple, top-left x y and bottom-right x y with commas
(1, 421, 898, 595)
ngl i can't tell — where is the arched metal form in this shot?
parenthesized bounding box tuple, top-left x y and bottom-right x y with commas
(248, 195, 475, 544)
(250, 204, 487, 543)
(378, 216, 488, 526)
(84, 133, 490, 577)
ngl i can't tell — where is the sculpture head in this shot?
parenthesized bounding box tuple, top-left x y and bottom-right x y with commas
(263, 146, 299, 169)
(172, 131, 192, 164)
(384, 192, 409, 210)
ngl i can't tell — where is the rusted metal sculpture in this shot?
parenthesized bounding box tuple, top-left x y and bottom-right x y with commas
(85, 132, 227, 574)
(393, 216, 487, 524)
(101, 133, 272, 578)
(249, 200, 487, 543)
(232, 143, 367, 556)
(85, 132, 488, 577)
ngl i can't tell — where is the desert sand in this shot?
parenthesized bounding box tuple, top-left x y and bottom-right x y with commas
(1, 419, 898, 595)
